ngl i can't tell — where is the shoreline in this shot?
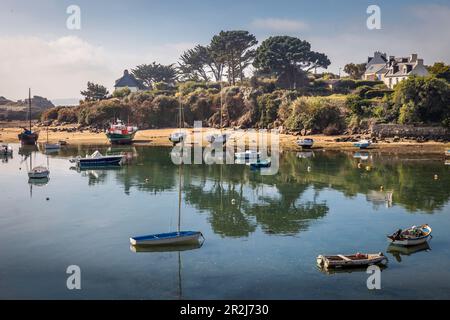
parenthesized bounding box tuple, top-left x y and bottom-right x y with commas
(1, 125, 449, 154)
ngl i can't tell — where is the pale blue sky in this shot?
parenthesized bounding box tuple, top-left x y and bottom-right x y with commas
(1, 0, 449, 101)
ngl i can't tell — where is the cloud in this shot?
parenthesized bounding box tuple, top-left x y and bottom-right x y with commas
(0, 36, 193, 101)
(251, 18, 309, 32)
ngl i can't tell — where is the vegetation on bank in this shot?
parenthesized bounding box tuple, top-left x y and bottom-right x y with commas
(40, 30, 450, 134)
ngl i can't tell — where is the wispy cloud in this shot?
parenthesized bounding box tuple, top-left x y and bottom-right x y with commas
(251, 18, 309, 32)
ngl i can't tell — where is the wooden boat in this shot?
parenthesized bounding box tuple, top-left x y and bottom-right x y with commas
(354, 139, 371, 149)
(297, 138, 314, 149)
(130, 231, 203, 246)
(387, 224, 432, 246)
(28, 166, 50, 179)
(18, 89, 39, 145)
(105, 119, 138, 144)
(248, 159, 271, 169)
(1, 144, 13, 156)
(317, 252, 387, 269)
(70, 150, 124, 167)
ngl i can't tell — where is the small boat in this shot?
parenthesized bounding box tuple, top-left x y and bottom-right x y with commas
(169, 132, 187, 144)
(28, 166, 50, 179)
(70, 150, 124, 167)
(354, 139, 371, 149)
(297, 138, 314, 149)
(248, 159, 271, 169)
(18, 89, 39, 145)
(105, 119, 138, 144)
(206, 133, 228, 145)
(387, 224, 432, 246)
(317, 252, 387, 269)
(1, 144, 13, 156)
(58, 140, 68, 146)
(235, 150, 260, 160)
(130, 231, 203, 246)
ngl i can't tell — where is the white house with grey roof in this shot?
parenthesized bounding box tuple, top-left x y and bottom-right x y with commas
(114, 69, 145, 92)
(363, 52, 428, 89)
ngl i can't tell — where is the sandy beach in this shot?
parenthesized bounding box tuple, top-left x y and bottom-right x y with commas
(0, 123, 448, 154)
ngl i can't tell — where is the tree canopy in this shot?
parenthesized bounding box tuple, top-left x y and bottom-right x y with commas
(427, 62, 450, 82)
(344, 63, 366, 80)
(80, 82, 109, 101)
(253, 36, 330, 89)
(132, 62, 177, 88)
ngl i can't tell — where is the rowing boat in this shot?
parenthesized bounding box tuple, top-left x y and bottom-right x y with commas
(387, 224, 432, 246)
(317, 252, 387, 269)
(130, 231, 203, 246)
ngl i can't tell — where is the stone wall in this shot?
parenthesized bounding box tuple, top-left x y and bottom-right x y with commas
(371, 124, 450, 140)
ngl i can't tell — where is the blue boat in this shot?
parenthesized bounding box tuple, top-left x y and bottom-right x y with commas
(70, 150, 124, 167)
(248, 159, 271, 169)
(130, 231, 203, 246)
(354, 139, 372, 149)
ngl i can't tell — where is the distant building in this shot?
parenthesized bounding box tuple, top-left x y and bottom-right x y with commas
(114, 69, 145, 92)
(363, 52, 429, 89)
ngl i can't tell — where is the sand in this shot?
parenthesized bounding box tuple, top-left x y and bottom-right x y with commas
(0, 123, 448, 154)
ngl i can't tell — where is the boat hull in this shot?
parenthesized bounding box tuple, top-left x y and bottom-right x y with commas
(77, 157, 123, 167)
(317, 253, 387, 269)
(106, 132, 136, 144)
(387, 225, 432, 246)
(44, 143, 61, 150)
(28, 171, 50, 179)
(130, 231, 202, 246)
(18, 132, 39, 145)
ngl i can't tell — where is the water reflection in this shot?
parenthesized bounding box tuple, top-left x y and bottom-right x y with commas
(387, 243, 431, 263)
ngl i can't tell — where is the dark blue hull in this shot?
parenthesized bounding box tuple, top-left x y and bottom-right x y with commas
(78, 157, 122, 167)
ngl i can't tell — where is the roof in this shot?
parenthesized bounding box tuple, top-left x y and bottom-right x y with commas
(365, 63, 388, 75)
(114, 70, 144, 89)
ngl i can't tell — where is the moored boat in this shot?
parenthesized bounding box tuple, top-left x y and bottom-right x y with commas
(1, 144, 13, 156)
(105, 120, 138, 144)
(169, 132, 187, 144)
(28, 166, 50, 179)
(297, 138, 314, 149)
(354, 139, 372, 149)
(317, 252, 387, 269)
(70, 150, 125, 167)
(130, 231, 203, 246)
(18, 89, 39, 145)
(387, 224, 432, 246)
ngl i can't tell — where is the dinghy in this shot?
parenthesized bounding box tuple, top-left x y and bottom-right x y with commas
(387, 224, 432, 246)
(297, 138, 314, 149)
(354, 139, 371, 149)
(130, 231, 203, 246)
(317, 252, 387, 269)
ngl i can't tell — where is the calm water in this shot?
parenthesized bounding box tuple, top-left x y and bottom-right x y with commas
(0, 144, 449, 299)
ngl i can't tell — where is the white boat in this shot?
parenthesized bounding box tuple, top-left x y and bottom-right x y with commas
(354, 139, 372, 149)
(317, 252, 387, 269)
(28, 166, 50, 179)
(235, 150, 260, 159)
(1, 144, 13, 155)
(297, 138, 314, 149)
(387, 224, 432, 246)
(169, 132, 187, 144)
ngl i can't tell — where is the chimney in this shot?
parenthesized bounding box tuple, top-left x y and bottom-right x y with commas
(416, 58, 424, 66)
(410, 54, 418, 62)
(124, 69, 129, 75)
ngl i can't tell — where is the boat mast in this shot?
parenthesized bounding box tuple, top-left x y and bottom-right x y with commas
(28, 88, 32, 131)
(220, 82, 223, 130)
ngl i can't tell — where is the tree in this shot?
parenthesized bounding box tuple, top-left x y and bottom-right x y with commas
(178, 45, 211, 81)
(344, 63, 366, 80)
(427, 62, 450, 82)
(253, 36, 330, 89)
(80, 82, 109, 101)
(393, 76, 450, 125)
(132, 62, 177, 88)
(209, 30, 258, 84)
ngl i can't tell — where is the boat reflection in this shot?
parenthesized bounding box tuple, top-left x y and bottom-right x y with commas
(387, 242, 431, 263)
(297, 151, 314, 159)
(130, 242, 203, 253)
(317, 264, 388, 275)
(353, 152, 370, 161)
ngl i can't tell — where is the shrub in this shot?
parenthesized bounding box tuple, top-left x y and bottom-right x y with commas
(57, 107, 78, 123)
(113, 87, 131, 98)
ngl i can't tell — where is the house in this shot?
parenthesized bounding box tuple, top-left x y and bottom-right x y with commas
(363, 52, 429, 89)
(114, 69, 145, 92)
(363, 51, 388, 81)
(383, 54, 429, 89)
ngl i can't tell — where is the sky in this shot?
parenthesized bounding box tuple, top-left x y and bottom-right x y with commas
(0, 0, 449, 103)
